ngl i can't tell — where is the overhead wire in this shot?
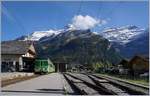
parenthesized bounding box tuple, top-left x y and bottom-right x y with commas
(2, 5, 28, 41)
(96, 1, 122, 30)
(97, 1, 102, 20)
(76, 0, 84, 15)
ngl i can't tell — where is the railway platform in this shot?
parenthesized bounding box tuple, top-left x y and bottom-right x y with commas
(2, 72, 149, 95)
(1, 72, 34, 81)
(2, 73, 66, 95)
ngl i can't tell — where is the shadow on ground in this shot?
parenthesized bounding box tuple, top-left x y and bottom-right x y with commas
(2, 89, 65, 94)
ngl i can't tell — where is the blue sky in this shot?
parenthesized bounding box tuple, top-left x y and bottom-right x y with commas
(1, 1, 149, 41)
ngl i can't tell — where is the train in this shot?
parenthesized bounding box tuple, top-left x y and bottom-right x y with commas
(34, 59, 55, 74)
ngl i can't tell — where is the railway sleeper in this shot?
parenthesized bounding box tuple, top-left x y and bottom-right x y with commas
(74, 83, 99, 95)
(88, 75, 129, 95)
(63, 74, 84, 95)
(64, 74, 99, 95)
(66, 73, 115, 95)
(93, 74, 149, 95)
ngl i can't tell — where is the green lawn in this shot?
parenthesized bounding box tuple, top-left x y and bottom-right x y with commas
(98, 73, 149, 87)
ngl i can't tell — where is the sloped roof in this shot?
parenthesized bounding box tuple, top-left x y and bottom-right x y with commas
(129, 55, 149, 64)
(1, 41, 34, 55)
(119, 59, 129, 64)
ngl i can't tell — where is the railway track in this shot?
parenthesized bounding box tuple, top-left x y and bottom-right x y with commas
(92, 74, 149, 95)
(64, 73, 113, 95)
(63, 72, 149, 95)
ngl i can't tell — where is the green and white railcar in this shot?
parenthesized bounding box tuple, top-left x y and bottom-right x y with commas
(34, 59, 55, 74)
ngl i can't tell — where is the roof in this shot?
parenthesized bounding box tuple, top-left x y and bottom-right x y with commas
(119, 59, 129, 64)
(1, 40, 34, 55)
(129, 55, 149, 64)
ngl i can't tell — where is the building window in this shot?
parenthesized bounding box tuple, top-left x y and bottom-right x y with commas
(2, 62, 7, 72)
(1, 61, 15, 72)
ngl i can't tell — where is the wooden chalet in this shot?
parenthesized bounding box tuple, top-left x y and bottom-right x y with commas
(129, 55, 149, 75)
(1, 41, 36, 72)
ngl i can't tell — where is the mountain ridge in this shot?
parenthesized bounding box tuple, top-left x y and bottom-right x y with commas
(15, 25, 148, 59)
(101, 25, 149, 58)
(35, 29, 122, 65)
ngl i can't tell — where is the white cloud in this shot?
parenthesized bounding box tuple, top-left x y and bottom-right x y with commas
(101, 20, 107, 25)
(98, 20, 107, 27)
(71, 15, 107, 30)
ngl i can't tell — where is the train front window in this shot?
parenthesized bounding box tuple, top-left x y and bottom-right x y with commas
(42, 61, 48, 66)
(35, 61, 41, 67)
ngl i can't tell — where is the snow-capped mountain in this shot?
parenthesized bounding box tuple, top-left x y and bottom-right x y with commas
(16, 29, 62, 41)
(16, 24, 98, 41)
(64, 24, 76, 31)
(101, 25, 149, 58)
(15, 24, 148, 59)
(101, 25, 145, 45)
(35, 28, 122, 64)
(29, 29, 63, 41)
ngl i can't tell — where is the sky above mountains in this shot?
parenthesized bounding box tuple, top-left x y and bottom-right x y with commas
(1, 1, 149, 41)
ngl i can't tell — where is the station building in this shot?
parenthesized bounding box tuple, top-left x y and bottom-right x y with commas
(129, 55, 149, 75)
(1, 41, 36, 72)
(119, 55, 149, 76)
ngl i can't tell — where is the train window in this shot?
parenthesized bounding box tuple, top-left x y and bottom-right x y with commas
(35, 60, 41, 67)
(45, 61, 48, 65)
(42, 61, 47, 66)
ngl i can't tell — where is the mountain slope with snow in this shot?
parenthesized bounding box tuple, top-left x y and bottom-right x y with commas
(15, 25, 148, 59)
(101, 25, 149, 58)
(16, 24, 98, 41)
(35, 29, 122, 64)
(29, 30, 62, 41)
(16, 29, 62, 41)
(101, 25, 145, 45)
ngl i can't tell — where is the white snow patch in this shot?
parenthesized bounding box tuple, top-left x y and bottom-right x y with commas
(101, 26, 145, 44)
(28, 29, 62, 41)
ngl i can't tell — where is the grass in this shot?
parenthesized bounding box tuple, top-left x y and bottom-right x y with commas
(98, 73, 149, 87)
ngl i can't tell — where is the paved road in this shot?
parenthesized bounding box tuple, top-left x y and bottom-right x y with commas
(2, 73, 65, 96)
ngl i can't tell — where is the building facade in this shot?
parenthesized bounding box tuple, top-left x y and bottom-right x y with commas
(129, 55, 149, 75)
(1, 41, 36, 72)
